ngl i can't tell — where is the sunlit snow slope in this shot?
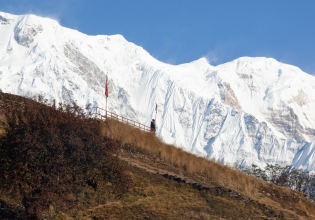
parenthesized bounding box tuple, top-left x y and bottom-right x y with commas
(1, 12, 315, 170)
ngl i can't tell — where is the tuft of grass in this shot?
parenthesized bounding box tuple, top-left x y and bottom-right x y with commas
(0, 112, 7, 137)
(0, 126, 6, 138)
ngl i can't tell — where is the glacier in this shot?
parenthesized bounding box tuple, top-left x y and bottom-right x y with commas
(1, 12, 315, 170)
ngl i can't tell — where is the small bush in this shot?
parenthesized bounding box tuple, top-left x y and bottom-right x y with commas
(243, 164, 315, 201)
(0, 97, 130, 219)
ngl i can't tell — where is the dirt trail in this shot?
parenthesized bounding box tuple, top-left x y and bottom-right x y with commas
(118, 153, 313, 219)
(119, 154, 253, 201)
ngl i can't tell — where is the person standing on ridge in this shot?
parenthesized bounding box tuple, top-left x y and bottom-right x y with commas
(150, 119, 156, 134)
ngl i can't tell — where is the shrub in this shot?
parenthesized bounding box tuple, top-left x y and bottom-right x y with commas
(243, 164, 315, 201)
(0, 97, 130, 219)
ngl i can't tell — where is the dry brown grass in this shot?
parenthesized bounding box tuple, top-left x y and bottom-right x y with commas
(101, 118, 315, 217)
(63, 165, 262, 220)
(0, 113, 6, 124)
(102, 119, 263, 195)
(0, 113, 7, 137)
(0, 126, 6, 138)
(52, 164, 310, 220)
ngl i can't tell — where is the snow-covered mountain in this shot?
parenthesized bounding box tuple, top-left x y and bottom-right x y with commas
(1, 12, 315, 171)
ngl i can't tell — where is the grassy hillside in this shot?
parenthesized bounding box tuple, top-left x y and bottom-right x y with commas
(0, 91, 315, 219)
(99, 118, 315, 219)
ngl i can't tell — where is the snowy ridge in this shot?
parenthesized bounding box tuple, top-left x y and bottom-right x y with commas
(1, 12, 315, 170)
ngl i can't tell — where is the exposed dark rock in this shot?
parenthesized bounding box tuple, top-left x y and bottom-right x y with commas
(64, 43, 105, 93)
(14, 25, 43, 47)
(0, 15, 10, 24)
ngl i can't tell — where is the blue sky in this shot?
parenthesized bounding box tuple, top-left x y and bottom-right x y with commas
(1, 0, 315, 74)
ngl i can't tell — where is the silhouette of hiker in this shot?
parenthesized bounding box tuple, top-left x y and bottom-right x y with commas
(150, 119, 156, 134)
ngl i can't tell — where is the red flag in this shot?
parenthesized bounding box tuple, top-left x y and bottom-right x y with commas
(105, 75, 108, 97)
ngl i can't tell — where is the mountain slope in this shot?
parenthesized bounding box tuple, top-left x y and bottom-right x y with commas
(1, 12, 315, 170)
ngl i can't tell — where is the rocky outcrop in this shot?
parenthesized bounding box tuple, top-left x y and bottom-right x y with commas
(14, 25, 43, 47)
(64, 43, 105, 93)
(218, 82, 242, 111)
(0, 15, 10, 25)
(267, 104, 315, 141)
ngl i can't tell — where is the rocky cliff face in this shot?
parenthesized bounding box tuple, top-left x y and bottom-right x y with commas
(1, 12, 315, 170)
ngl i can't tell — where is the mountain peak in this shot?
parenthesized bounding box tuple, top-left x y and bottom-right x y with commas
(192, 57, 210, 66)
(1, 11, 315, 171)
